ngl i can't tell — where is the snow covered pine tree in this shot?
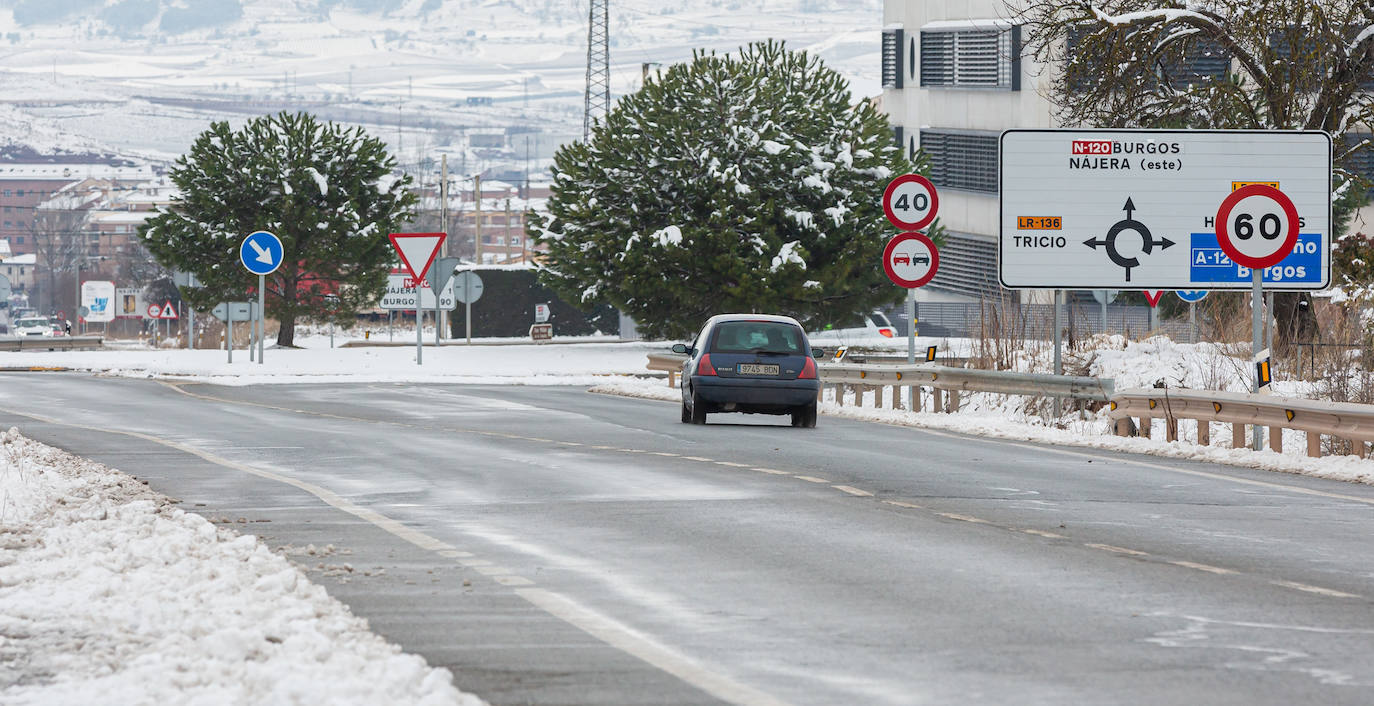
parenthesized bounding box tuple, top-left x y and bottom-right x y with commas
(529, 40, 939, 340)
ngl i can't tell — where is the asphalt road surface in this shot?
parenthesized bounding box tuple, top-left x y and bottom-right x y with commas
(4, 373, 1374, 705)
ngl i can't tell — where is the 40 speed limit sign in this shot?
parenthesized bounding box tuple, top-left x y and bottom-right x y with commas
(883, 174, 939, 231)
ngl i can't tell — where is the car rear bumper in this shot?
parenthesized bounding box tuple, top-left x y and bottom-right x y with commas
(691, 376, 820, 412)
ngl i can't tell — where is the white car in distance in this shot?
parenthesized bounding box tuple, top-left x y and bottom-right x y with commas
(13, 316, 55, 337)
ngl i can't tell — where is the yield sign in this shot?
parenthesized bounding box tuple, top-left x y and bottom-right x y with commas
(159, 301, 179, 319)
(389, 232, 446, 283)
(1142, 290, 1164, 307)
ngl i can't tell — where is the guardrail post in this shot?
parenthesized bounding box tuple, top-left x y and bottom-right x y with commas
(1232, 423, 1246, 449)
(931, 387, 943, 414)
(1115, 418, 1130, 437)
(1268, 426, 1282, 453)
(1197, 420, 1210, 446)
(947, 389, 960, 413)
(911, 386, 922, 412)
(889, 385, 900, 410)
(1306, 431, 1321, 458)
(874, 385, 884, 409)
(836, 384, 846, 407)
(1166, 416, 1178, 443)
(667, 370, 677, 388)
(1138, 416, 1152, 439)
(1349, 439, 1366, 459)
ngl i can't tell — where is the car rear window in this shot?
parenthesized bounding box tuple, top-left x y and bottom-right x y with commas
(869, 312, 893, 328)
(710, 321, 805, 354)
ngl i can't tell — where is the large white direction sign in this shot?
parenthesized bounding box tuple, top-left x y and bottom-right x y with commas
(380, 274, 457, 310)
(998, 130, 1331, 290)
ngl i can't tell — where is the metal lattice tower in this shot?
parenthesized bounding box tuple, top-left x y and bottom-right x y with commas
(583, 0, 610, 140)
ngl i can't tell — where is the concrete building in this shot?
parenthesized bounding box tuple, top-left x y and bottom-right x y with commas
(0, 164, 156, 255)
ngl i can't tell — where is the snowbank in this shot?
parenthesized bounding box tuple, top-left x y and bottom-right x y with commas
(1, 340, 669, 386)
(0, 429, 483, 705)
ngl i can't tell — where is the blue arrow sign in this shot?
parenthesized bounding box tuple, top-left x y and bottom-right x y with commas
(1175, 289, 1209, 303)
(240, 231, 284, 276)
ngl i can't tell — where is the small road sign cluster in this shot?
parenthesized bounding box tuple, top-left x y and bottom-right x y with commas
(881, 173, 940, 290)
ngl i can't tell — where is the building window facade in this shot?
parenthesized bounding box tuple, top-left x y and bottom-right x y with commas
(882, 28, 904, 89)
(919, 129, 999, 194)
(920, 23, 1020, 90)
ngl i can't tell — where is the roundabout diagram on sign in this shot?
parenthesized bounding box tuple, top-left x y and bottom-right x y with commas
(1081, 198, 1174, 282)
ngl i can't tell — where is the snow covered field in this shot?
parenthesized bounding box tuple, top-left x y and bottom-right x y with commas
(0, 428, 482, 705)
(3, 338, 665, 386)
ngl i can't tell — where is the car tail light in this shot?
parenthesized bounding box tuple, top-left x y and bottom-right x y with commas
(879, 328, 895, 338)
(798, 356, 818, 379)
(697, 354, 717, 376)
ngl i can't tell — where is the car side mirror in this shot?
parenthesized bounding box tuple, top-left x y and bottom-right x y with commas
(811, 348, 825, 358)
(671, 343, 689, 354)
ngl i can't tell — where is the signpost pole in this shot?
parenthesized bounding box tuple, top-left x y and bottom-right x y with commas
(389, 310, 393, 342)
(434, 281, 441, 347)
(1251, 268, 1263, 450)
(416, 303, 423, 364)
(1053, 290, 1063, 419)
(1100, 294, 1107, 334)
(465, 295, 472, 345)
(258, 274, 266, 365)
(906, 288, 915, 410)
(1190, 302, 1197, 344)
(249, 293, 256, 362)
(226, 302, 233, 364)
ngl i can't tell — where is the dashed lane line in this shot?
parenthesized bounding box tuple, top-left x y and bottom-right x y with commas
(140, 384, 1374, 601)
(0, 403, 793, 706)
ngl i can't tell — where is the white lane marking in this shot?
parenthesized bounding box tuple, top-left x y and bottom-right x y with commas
(903, 424, 1374, 507)
(1019, 529, 1066, 539)
(832, 485, 873, 497)
(682, 456, 713, 462)
(516, 588, 795, 706)
(492, 575, 535, 587)
(1168, 560, 1237, 575)
(882, 500, 925, 510)
(474, 565, 516, 576)
(437, 550, 475, 559)
(1268, 580, 1362, 599)
(1085, 543, 1149, 557)
(936, 512, 990, 524)
(1, 405, 788, 704)
(793, 475, 830, 484)
(715, 461, 753, 468)
(751, 467, 790, 475)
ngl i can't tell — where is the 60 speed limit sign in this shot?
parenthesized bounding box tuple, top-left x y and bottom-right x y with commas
(1215, 184, 1300, 270)
(882, 174, 939, 231)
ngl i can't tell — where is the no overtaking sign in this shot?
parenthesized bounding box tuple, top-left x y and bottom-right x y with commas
(998, 129, 1331, 290)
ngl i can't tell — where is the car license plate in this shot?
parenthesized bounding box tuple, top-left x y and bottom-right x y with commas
(737, 363, 779, 376)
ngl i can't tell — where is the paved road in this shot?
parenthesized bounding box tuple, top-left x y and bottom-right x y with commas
(4, 373, 1374, 705)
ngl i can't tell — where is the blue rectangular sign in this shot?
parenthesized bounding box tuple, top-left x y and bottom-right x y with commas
(1188, 232, 1322, 285)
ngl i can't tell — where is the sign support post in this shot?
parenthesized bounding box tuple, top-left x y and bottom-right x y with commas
(1251, 267, 1263, 450)
(1190, 302, 1197, 344)
(259, 274, 266, 364)
(906, 288, 916, 410)
(226, 302, 233, 364)
(1053, 290, 1063, 418)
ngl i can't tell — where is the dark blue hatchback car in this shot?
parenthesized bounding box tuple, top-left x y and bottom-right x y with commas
(672, 314, 822, 427)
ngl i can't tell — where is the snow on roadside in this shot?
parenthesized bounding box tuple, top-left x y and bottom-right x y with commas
(0, 428, 484, 706)
(588, 378, 1374, 487)
(0, 341, 665, 386)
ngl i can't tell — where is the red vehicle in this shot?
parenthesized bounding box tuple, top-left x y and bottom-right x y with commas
(893, 254, 910, 266)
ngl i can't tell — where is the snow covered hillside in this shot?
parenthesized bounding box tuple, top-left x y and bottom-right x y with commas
(0, 0, 882, 161)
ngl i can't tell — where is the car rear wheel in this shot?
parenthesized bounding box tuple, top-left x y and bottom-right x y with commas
(792, 402, 818, 428)
(680, 397, 691, 423)
(690, 390, 708, 424)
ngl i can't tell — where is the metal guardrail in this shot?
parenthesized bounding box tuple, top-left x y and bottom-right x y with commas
(1108, 388, 1374, 458)
(645, 353, 1112, 412)
(0, 336, 105, 352)
(646, 353, 1374, 458)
